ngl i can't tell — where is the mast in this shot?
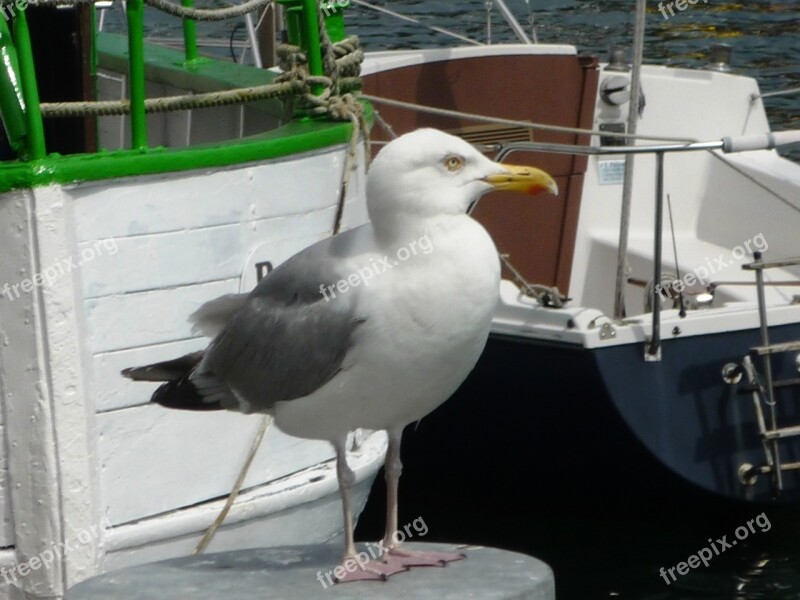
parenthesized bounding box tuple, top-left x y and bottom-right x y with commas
(612, 0, 646, 319)
(492, 0, 532, 45)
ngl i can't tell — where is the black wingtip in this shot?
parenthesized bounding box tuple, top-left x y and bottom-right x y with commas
(123, 352, 225, 411)
(152, 376, 225, 411)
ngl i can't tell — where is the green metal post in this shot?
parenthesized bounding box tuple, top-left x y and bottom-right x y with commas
(126, 0, 147, 149)
(181, 0, 199, 64)
(301, 0, 324, 96)
(12, 10, 45, 159)
(0, 17, 28, 157)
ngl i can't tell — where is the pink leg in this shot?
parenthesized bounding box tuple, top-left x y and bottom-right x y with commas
(382, 429, 402, 550)
(332, 439, 408, 584)
(379, 430, 466, 569)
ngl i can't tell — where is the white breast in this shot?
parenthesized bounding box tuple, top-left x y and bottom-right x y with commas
(274, 216, 500, 441)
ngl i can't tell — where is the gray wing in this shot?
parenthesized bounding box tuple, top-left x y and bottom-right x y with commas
(192, 230, 366, 412)
(189, 293, 249, 338)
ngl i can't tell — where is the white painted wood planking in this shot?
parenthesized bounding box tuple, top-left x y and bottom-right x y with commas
(84, 278, 237, 353)
(103, 470, 374, 572)
(0, 425, 12, 547)
(69, 149, 345, 242)
(0, 128, 376, 592)
(75, 206, 337, 299)
(89, 229, 334, 413)
(0, 188, 68, 596)
(101, 431, 386, 571)
(78, 151, 365, 526)
(32, 185, 103, 590)
(98, 404, 334, 524)
(0, 190, 46, 551)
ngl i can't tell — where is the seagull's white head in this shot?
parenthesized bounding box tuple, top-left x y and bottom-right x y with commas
(366, 128, 558, 231)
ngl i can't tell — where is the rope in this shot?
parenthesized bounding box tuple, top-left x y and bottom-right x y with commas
(41, 35, 363, 118)
(41, 1, 370, 234)
(499, 254, 568, 308)
(706, 149, 800, 216)
(331, 93, 368, 235)
(373, 109, 398, 140)
(41, 80, 303, 117)
(312, 9, 368, 234)
(318, 6, 340, 94)
(143, 0, 273, 22)
(274, 34, 362, 112)
(753, 86, 800, 101)
(362, 94, 696, 143)
(193, 415, 272, 554)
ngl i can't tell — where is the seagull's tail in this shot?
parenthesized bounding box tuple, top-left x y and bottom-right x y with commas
(121, 352, 227, 412)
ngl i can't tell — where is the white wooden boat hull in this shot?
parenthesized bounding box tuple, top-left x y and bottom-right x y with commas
(0, 143, 384, 598)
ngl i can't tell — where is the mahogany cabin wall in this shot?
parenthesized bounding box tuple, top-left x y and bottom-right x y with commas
(362, 53, 599, 294)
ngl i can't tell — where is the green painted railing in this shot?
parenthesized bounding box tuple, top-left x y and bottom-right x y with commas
(181, 0, 199, 64)
(302, 0, 324, 96)
(0, 17, 27, 157)
(12, 9, 45, 159)
(278, 0, 327, 97)
(0, 0, 337, 158)
(126, 0, 148, 149)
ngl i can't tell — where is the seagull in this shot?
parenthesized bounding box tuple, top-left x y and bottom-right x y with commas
(122, 128, 557, 582)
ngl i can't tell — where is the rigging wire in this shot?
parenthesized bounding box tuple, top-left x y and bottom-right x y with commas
(349, 0, 483, 47)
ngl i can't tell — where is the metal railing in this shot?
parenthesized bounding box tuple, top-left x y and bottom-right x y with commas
(2, 0, 313, 156)
(494, 131, 800, 361)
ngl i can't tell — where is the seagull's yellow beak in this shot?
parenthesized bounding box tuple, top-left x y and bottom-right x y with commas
(483, 164, 559, 196)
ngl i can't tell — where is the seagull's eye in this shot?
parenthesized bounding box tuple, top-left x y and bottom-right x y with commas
(443, 155, 465, 172)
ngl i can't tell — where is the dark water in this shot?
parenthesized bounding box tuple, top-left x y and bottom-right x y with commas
(345, 2, 798, 120)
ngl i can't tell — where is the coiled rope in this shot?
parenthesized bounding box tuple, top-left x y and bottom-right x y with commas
(272, 31, 368, 229)
(26, 0, 364, 122)
(39, 35, 364, 118)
